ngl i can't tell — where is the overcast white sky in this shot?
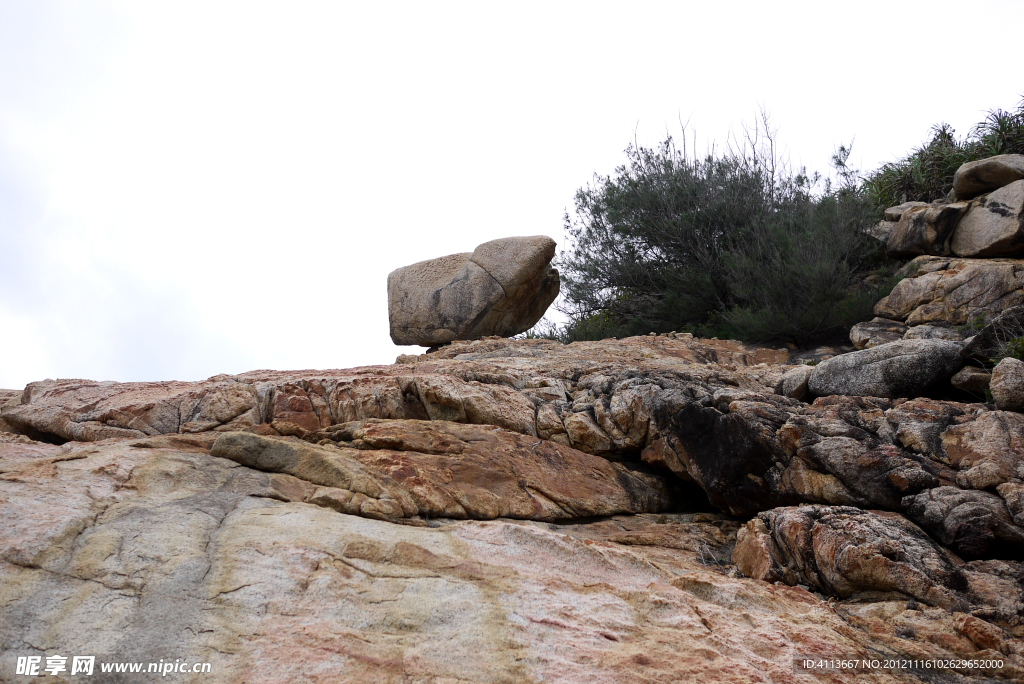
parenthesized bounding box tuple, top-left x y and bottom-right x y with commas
(1, 1, 1022, 389)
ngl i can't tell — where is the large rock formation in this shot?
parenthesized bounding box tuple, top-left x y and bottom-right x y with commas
(5, 334, 1024, 681)
(872, 156, 1024, 260)
(874, 256, 1024, 326)
(387, 236, 560, 346)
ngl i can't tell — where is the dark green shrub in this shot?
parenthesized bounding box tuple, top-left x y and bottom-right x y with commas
(553, 124, 892, 345)
(1000, 337, 1024, 362)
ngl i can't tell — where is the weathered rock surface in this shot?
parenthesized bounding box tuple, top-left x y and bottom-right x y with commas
(6, 334, 1024, 679)
(4, 436, 1023, 682)
(992, 357, 1024, 412)
(954, 154, 1024, 200)
(886, 200, 970, 257)
(387, 235, 560, 346)
(4, 336, 1022, 538)
(849, 317, 908, 349)
(952, 180, 1024, 257)
(903, 322, 964, 342)
(874, 255, 1024, 326)
(807, 339, 964, 399)
(210, 420, 678, 521)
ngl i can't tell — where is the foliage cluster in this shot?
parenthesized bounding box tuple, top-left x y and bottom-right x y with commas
(862, 98, 1024, 208)
(548, 119, 892, 346)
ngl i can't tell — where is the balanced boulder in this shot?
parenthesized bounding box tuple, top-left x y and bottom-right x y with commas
(388, 236, 559, 346)
(953, 153, 1024, 200)
(807, 339, 964, 398)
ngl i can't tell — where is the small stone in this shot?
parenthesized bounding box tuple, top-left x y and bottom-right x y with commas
(951, 366, 992, 394)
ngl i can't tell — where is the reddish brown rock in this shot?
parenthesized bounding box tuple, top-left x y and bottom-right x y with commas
(4, 437, 1023, 682)
(212, 420, 677, 521)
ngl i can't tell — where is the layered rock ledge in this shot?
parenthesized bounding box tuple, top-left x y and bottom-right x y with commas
(4, 335, 1024, 681)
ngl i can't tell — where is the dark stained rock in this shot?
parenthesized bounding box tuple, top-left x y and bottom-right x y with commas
(733, 505, 1024, 623)
(902, 486, 1024, 557)
(733, 506, 970, 609)
(807, 339, 964, 399)
(952, 180, 1024, 257)
(886, 201, 970, 257)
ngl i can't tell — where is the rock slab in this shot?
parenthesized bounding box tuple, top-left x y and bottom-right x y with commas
(807, 339, 964, 398)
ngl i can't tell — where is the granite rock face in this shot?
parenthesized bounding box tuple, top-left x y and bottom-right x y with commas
(3, 434, 1023, 682)
(874, 256, 1024, 326)
(387, 235, 560, 346)
(6, 334, 1024, 680)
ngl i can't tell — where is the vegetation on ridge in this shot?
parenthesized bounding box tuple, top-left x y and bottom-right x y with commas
(862, 97, 1024, 208)
(537, 98, 1024, 348)
(543, 115, 892, 346)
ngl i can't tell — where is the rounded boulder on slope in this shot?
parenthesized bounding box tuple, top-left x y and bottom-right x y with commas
(808, 339, 964, 399)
